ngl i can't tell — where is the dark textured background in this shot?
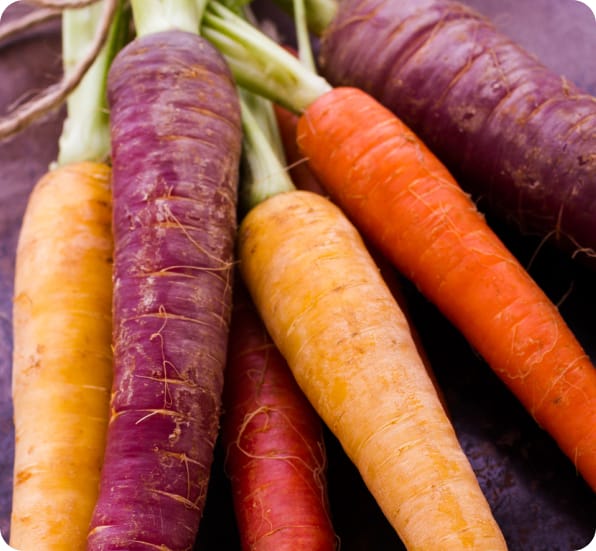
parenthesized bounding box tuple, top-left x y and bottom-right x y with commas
(0, 1, 595, 549)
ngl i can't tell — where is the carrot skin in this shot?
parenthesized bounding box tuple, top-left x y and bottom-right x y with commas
(222, 282, 336, 551)
(296, 86, 596, 491)
(318, 0, 596, 266)
(87, 31, 242, 549)
(11, 162, 113, 550)
(239, 189, 507, 550)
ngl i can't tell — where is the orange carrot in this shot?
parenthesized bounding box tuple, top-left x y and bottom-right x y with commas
(11, 161, 113, 551)
(273, 96, 443, 405)
(9, 4, 126, 548)
(295, 86, 596, 491)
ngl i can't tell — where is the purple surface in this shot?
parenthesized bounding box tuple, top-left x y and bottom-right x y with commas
(87, 30, 241, 550)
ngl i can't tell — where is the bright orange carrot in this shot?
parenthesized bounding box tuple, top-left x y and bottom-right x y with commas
(295, 86, 596, 491)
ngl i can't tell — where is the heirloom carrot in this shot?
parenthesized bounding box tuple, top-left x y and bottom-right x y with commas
(295, 86, 596, 492)
(222, 281, 337, 551)
(10, 2, 127, 549)
(86, 1, 243, 548)
(203, 0, 596, 493)
(314, 0, 596, 268)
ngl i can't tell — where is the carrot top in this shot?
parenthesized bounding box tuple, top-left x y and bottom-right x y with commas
(203, 1, 331, 113)
(270, 0, 337, 36)
(239, 89, 295, 211)
(57, 0, 129, 166)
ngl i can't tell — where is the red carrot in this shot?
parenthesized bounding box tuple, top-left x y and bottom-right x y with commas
(222, 281, 337, 551)
(273, 103, 326, 195)
(86, 3, 242, 549)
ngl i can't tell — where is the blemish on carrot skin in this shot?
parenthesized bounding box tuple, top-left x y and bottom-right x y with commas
(15, 469, 32, 484)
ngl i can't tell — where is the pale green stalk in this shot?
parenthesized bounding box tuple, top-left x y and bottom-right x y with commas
(130, 0, 207, 36)
(203, 1, 331, 114)
(293, 0, 315, 71)
(271, 0, 337, 36)
(57, 0, 129, 166)
(239, 89, 295, 212)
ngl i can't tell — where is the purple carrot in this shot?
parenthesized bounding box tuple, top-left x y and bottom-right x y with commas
(86, 28, 242, 550)
(317, 0, 596, 268)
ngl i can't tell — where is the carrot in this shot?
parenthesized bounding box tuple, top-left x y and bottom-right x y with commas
(204, 0, 596, 492)
(237, 192, 507, 550)
(11, 162, 113, 550)
(295, 85, 596, 492)
(9, 3, 127, 549)
(271, 65, 442, 401)
(313, 0, 596, 268)
(205, 22, 508, 547)
(222, 279, 337, 550)
(85, 1, 243, 548)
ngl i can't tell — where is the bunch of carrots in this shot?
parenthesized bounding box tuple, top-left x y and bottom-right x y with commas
(0, 0, 594, 550)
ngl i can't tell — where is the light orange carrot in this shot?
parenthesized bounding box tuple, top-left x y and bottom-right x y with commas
(238, 189, 508, 550)
(295, 86, 596, 491)
(11, 161, 113, 550)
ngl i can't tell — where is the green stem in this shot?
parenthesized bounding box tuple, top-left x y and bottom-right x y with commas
(203, 1, 332, 114)
(130, 0, 206, 36)
(239, 88, 295, 212)
(271, 0, 337, 36)
(57, 0, 129, 166)
(293, 0, 315, 72)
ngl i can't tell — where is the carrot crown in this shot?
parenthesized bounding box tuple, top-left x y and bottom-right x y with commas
(239, 89, 295, 212)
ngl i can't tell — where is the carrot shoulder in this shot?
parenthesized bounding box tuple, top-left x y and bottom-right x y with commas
(296, 86, 596, 491)
(11, 162, 113, 550)
(238, 189, 507, 550)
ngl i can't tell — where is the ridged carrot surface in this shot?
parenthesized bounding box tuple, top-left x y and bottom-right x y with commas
(86, 31, 242, 550)
(222, 283, 337, 550)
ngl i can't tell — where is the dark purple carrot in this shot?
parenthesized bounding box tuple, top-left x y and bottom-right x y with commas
(86, 4, 242, 550)
(315, 0, 596, 268)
